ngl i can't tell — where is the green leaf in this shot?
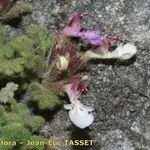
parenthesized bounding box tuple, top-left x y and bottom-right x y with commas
(0, 58, 24, 76)
(28, 82, 62, 110)
(0, 82, 18, 104)
(27, 24, 53, 54)
(24, 115, 45, 130)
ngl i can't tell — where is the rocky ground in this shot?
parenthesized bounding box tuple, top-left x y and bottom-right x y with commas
(5, 0, 150, 149)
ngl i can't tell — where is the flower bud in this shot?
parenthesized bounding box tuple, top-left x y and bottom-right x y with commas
(56, 56, 69, 70)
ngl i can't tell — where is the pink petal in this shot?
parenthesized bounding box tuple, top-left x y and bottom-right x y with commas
(68, 13, 87, 29)
(62, 13, 87, 37)
(64, 84, 80, 103)
(62, 26, 80, 37)
(78, 30, 103, 46)
(64, 75, 88, 103)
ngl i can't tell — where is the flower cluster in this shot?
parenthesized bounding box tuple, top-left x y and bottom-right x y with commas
(47, 13, 137, 129)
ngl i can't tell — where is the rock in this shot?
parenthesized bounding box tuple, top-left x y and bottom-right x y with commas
(31, 11, 46, 26)
(131, 120, 141, 134)
(4, 0, 150, 149)
(100, 129, 134, 150)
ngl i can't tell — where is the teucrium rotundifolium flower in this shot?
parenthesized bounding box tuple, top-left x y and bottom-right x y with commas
(63, 75, 94, 129)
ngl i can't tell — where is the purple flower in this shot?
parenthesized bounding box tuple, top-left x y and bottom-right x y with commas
(62, 13, 85, 37)
(101, 35, 120, 49)
(88, 35, 120, 54)
(61, 13, 103, 46)
(63, 75, 94, 129)
(78, 29, 103, 46)
(63, 75, 88, 103)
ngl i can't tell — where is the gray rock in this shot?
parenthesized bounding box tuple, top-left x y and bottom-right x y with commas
(6, 0, 150, 149)
(99, 129, 135, 150)
(32, 11, 46, 26)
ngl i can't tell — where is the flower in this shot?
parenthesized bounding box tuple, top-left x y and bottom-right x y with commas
(82, 43, 137, 61)
(78, 29, 103, 46)
(63, 75, 88, 103)
(61, 13, 102, 46)
(63, 75, 93, 129)
(64, 100, 94, 129)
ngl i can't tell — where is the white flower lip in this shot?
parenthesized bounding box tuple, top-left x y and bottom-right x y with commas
(82, 43, 137, 61)
(56, 55, 69, 70)
(112, 43, 137, 60)
(64, 101, 94, 129)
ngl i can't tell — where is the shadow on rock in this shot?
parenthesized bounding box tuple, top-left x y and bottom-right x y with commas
(70, 127, 94, 150)
(27, 101, 61, 122)
(91, 55, 136, 67)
